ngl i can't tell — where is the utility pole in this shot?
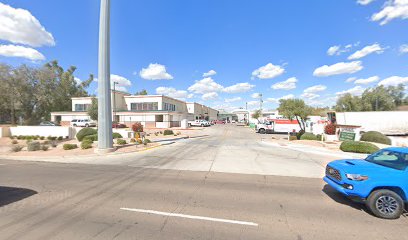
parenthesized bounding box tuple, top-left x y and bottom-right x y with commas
(260, 93, 263, 116)
(245, 102, 248, 110)
(113, 81, 118, 123)
(97, 0, 113, 152)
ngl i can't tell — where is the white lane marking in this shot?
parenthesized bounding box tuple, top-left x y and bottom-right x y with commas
(120, 208, 258, 227)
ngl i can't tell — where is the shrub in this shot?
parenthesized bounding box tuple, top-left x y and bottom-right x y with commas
(316, 134, 324, 141)
(26, 136, 33, 140)
(296, 130, 305, 140)
(137, 139, 143, 144)
(132, 122, 144, 133)
(117, 139, 127, 145)
(76, 128, 97, 141)
(81, 139, 93, 149)
(33, 136, 38, 140)
(144, 139, 151, 144)
(340, 141, 379, 154)
(17, 135, 23, 140)
(289, 136, 297, 141)
(39, 136, 45, 140)
(163, 130, 174, 136)
(130, 138, 136, 143)
(360, 131, 391, 145)
(324, 123, 336, 135)
(154, 132, 158, 136)
(63, 144, 78, 150)
(84, 134, 98, 142)
(27, 141, 41, 151)
(41, 145, 49, 151)
(176, 131, 181, 136)
(11, 145, 23, 152)
(112, 132, 123, 139)
(300, 133, 318, 141)
(11, 139, 18, 144)
(47, 136, 57, 141)
(57, 136, 63, 141)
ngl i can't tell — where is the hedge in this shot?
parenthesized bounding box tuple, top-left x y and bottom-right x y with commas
(112, 132, 123, 139)
(163, 130, 174, 136)
(300, 133, 318, 140)
(116, 139, 127, 145)
(360, 131, 391, 145)
(340, 140, 379, 154)
(76, 128, 97, 141)
(63, 144, 78, 150)
(81, 139, 93, 149)
(83, 134, 98, 142)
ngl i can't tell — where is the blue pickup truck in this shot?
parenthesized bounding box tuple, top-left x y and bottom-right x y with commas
(324, 147, 408, 219)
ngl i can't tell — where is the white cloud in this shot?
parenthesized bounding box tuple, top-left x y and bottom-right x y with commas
(267, 94, 295, 104)
(336, 86, 365, 96)
(371, 0, 408, 25)
(313, 61, 363, 77)
(202, 92, 218, 101)
(95, 74, 132, 92)
(139, 63, 173, 80)
(225, 97, 242, 103)
(271, 77, 297, 90)
(0, 44, 44, 60)
(348, 43, 385, 60)
(357, 0, 375, 5)
(251, 93, 262, 99)
(327, 45, 341, 56)
(346, 77, 357, 83)
(247, 100, 259, 106)
(378, 76, 408, 86)
(400, 44, 408, 54)
(156, 87, 192, 99)
(303, 84, 327, 93)
(74, 77, 82, 85)
(252, 63, 285, 79)
(203, 70, 216, 77)
(301, 93, 320, 100)
(0, 3, 55, 47)
(188, 77, 224, 94)
(223, 82, 255, 93)
(354, 76, 380, 84)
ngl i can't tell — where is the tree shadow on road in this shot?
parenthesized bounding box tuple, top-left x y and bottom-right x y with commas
(0, 186, 37, 207)
(322, 184, 371, 214)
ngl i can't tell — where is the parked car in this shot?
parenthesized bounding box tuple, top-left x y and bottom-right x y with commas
(213, 120, 225, 124)
(188, 120, 211, 127)
(39, 121, 60, 126)
(324, 147, 408, 219)
(112, 122, 127, 128)
(70, 119, 97, 127)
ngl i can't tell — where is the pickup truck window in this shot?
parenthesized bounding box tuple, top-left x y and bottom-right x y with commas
(365, 150, 408, 171)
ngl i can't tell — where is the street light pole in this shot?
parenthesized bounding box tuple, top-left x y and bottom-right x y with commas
(97, 0, 113, 152)
(113, 81, 118, 123)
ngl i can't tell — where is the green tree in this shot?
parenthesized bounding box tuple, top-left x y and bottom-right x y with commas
(335, 93, 363, 112)
(278, 99, 311, 131)
(87, 98, 98, 121)
(361, 86, 396, 111)
(251, 110, 261, 120)
(135, 89, 148, 95)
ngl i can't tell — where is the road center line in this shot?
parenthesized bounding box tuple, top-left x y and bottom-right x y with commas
(120, 208, 258, 227)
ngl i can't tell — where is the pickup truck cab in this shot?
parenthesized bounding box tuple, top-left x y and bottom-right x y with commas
(324, 147, 408, 219)
(188, 120, 210, 127)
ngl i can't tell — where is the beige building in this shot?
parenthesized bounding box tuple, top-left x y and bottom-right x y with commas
(51, 92, 218, 129)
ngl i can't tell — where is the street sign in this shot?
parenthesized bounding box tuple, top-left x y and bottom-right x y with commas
(339, 131, 356, 141)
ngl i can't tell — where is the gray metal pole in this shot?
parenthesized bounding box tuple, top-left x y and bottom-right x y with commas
(97, 0, 113, 151)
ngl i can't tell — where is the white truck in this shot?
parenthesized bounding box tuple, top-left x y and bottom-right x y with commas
(255, 119, 301, 134)
(188, 120, 210, 127)
(329, 111, 408, 135)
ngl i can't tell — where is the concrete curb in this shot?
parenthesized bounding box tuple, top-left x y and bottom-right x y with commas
(260, 140, 368, 159)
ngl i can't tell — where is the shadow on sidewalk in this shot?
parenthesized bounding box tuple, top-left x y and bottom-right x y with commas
(0, 186, 37, 207)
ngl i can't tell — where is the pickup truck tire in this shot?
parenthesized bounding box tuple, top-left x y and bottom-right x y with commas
(259, 128, 266, 134)
(367, 189, 404, 219)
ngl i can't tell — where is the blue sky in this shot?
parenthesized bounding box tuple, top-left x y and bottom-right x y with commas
(0, 0, 407, 111)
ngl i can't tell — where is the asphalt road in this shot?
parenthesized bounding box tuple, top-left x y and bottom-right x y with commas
(0, 125, 407, 240)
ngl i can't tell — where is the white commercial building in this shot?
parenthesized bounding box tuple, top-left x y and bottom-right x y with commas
(51, 92, 218, 129)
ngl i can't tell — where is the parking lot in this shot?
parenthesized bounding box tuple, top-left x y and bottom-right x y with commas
(1, 124, 407, 240)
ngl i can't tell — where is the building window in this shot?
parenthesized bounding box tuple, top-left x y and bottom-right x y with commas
(74, 104, 90, 112)
(164, 103, 176, 111)
(131, 102, 158, 111)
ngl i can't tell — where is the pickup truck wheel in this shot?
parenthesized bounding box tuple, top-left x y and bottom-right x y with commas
(259, 128, 266, 134)
(85, 124, 89, 127)
(367, 189, 404, 219)
(201, 124, 205, 127)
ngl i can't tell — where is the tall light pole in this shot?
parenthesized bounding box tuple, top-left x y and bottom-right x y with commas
(97, 0, 113, 152)
(113, 81, 118, 123)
